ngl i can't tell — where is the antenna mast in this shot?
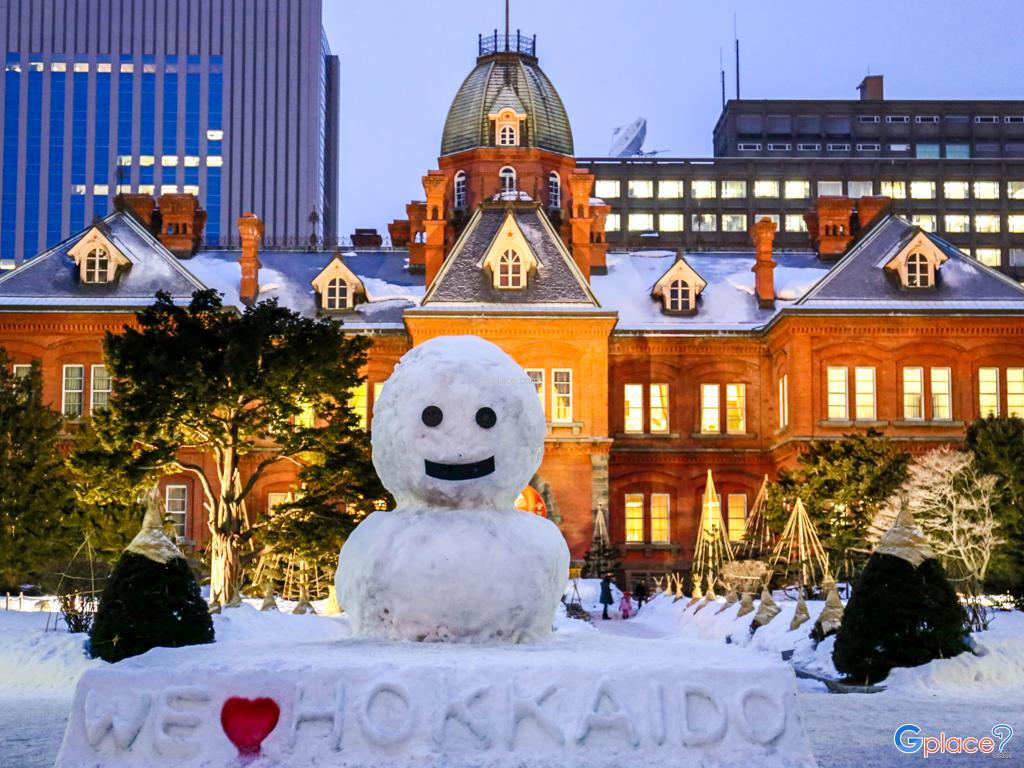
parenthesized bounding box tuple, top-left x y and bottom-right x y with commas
(505, 0, 510, 51)
(734, 15, 740, 100)
(720, 47, 726, 108)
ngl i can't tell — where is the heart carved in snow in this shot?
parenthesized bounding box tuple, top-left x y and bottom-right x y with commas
(220, 696, 280, 757)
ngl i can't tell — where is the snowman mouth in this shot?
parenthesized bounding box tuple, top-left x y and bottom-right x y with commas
(424, 456, 495, 481)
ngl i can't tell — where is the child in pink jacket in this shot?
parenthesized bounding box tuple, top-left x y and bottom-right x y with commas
(619, 591, 633, 619)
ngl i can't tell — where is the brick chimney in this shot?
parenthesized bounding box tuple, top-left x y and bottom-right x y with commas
(857, 74, 884, 101)
(810, 197, 855, 260)
(157, 193, 207, 256)
(115, 193, 158, 230)
(422, 171, 449, 287)
(567, 170, 595, 281)
(237, 213, 263, 306)
(855, 195, 893, 231)
(750, 217, 777, 309)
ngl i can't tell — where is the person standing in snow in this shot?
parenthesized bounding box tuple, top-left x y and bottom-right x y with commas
(634, 578, 649, 608)
(619, 591, 633, 619)
(599, 574, 614, 620)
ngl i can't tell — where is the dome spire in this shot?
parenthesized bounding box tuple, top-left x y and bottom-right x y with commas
(505, 0, 510, 52)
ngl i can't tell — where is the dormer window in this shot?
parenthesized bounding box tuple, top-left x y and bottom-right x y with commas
(454, 171, 467, 209)
(652, 254, 706, 316)
(325, 277, 350, 310)
(667, 279, 692, 312)
(83, 248, 110, 284)
(498, 249, 524, 289)
(905, 252, 932, 288)
(499, 125, 517, 146)
(500, 166, 517, 194)
(493, 108, 521, 147)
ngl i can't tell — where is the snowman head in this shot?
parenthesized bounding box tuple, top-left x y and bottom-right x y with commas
(371, 336, 546, 510)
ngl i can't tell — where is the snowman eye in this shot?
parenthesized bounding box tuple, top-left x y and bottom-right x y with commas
(475, 407, 497, 429)
(421, 405, 443, 427)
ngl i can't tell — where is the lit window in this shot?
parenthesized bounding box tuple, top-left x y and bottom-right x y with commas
(165, 485, 188, 539)
(498, 124, 517, 146)
(944, 214, 970, 233)
(625, 494, 644, 543)
(207, 156, 223, 168)
(784, 214, 807, 233)
(906, 252, 932, 288)
(183, 185, 199, 195)
(605, 213, 621, 232)
(268, 492, 293, 512)
(499, 166, 516, 194)
(727, 494, 747, 542)
(650, 494, 670, 543)
(778, 375, 789, 430)
(976, 249, 1002, 267)
(931, 368, 952, 420)
(722, 214, 747, 232)
(49, 62, 67, 72)
(325, 277, 349, 310)
(183, 156, 200, 167)
(973, 181, 1000, 200)
(497, 249, 525, 289)
(692, 180, 717, 199)
(691, 213, 717, 232)
(73, 62, 89, 72)
(454, 171, 467, 209)
(160, 184, 179, 194)
(911, 215, 936, 232)
(889, 143, 911, 152)
(628, 180, 654, 199)
(649, 383, 669, 433)
(979, 368, 1000, 417)
(526, 369, 545, 411)
(880, 180, 906, 199)
(848, 180, 874, 197)
(62, 365, 84, 418)
(139, 155, 155, 166)
(350, 382, 368, 430)
(552, 369, 572, 423)
(93, 184, 109, 195)
(659, 214, 684, 232)
(903, 367, 924, 420)
(975, 215, 1001, 233)
(624, 384, 644, 433)
(784, 180, 809, 199)
(71, 184, 87, 195)
(658, 180, 685, 199)
(700, 384, 720, 434)
(13, 364, 32, 378)
(944, 181, 969, 200)
(595, 180, 620, 199)
(753, 180, 779, 198)
(726, 384, 746, 434)
(628, 213, 654, 232)
(90, 365, 111, 412)
(117, 155, 132, 166)
(1008, 215, 1024, 233)
(720, 180, 746, 198)
(827, 367, 848, 420)
(548, 172, 561, 208)
(1007, 368, 1024, 418)
(138, 185, 155, 195)
(207, 129, 224, 141)
(818, 181, 843, 196)
(855, 367, 876, 420)
(1009, 181, 1024, 200)
(119, 62, 133, 73)
(295, 401, 315, 428)
(83, 248, 109, 284)
(667, 279, 691, 312)
(161, 155, 178, 166)
(910, 181, 936, 199)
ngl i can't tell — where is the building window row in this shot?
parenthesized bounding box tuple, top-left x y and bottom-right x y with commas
(58, 363, 110, 418)
(623, 383, 670, 434)
(700, 383, 746, 435)
(624, 492, 671, 544)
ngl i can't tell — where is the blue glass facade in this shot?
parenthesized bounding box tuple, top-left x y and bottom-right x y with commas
(1, 54, 20, 262)
(47, 66, 66, 246)
(93, 59, 111, 218)
(22, 63, 43, 259)
(206, 57, 223, 244)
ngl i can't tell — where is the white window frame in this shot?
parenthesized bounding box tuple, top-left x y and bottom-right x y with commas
(826, 366, 848, 421)
(931, 368, 953, 421)
(1007, 368, 1024, 419)
(62, 364, 85, 418)
(726, 494, 747, 543)
(324, 276, 349, 310)
(165, 484, 188, 539)
(725, 383, 747, 434)
(83, 247, 110, 284)
(624, 383, 645, 434)
(90, 364, 112, 413)
(650, 493, 671, 544)
(454, 171, 467, 209)
(700, 383, 721, 434)
(497, 249, 525, 289)
(649, 383, 670, 434)
(979, 367, 1000, 417)
(624, 493, 645, 543)
(778, 374, 789, 430)
(551, 369, 573, 424)
(902, 367, 924, 421)
(525, 369, 545, 414)
(547, 172, 561, 209)
(12, 363, 32, 379)
(499, 166, 517, 194)
(854, 367, 877, 421)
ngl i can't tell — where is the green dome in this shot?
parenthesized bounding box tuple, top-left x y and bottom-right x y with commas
(441, 51, 574, 157)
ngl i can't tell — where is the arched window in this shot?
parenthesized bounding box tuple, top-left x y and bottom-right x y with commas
(498, 124, 518, 146)
(499, 166, 517, 195)
(498, 249, 524, 289)
(454, 171, 467, 209)
(906, 252, 932, 288)
(667, 279, 691, 312)
(325, 277, 349, 310)
(84, 247, 109, 284)
(548, 172, 561, 209)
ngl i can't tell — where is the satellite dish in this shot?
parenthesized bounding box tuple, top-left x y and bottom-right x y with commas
(609, 117, 647, 157)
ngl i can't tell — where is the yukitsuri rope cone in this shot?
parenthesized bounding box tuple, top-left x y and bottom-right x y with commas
(770, 498, 832, 590)
(692, 470, 734, 600)
(736, 475, 774, 560)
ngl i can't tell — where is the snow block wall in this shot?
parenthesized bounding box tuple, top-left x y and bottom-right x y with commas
(55, 640, 817, 768)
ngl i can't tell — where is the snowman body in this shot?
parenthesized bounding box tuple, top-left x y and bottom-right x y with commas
(336, 336, 570, 643)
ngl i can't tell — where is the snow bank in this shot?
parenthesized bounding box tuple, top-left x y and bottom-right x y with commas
(0, 611, 99, 694)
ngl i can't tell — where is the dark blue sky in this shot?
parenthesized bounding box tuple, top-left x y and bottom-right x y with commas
(324, 0, 1024, 238)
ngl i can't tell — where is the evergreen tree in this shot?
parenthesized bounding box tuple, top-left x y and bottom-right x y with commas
(832, 554, 968, 684)
(86, 290, 376, 606)
(0, 353, 77, 589)
(90, 494, 214, 663)
(765, 430, 910, 580)
(581, 539, 619, 579)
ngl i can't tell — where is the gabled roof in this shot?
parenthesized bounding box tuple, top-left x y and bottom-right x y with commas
(420, 203, 599, 308)
(651, 255, 708, 298)
(487, 84, 527, 117)
(311, 250, 366, 299)
(793, 215, 1024, 312)
(0, 212, 207, 311)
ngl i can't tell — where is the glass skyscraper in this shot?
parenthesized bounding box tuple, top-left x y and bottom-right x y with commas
(0, 0, 340, 266)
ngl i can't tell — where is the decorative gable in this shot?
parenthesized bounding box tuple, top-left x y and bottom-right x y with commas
(67, 227, 132, 285)
(488, 85, 527, 147)
(311, 252, 365, 312)
(478, 209, 540, 290)
(651, 255, 707, 315)
(882, 230, 949, 290)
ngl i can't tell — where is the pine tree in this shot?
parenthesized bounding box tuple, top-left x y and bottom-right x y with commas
(90, 493, 214, 663)
(581, 538, 619, 579)
(0, 353, 77, 590)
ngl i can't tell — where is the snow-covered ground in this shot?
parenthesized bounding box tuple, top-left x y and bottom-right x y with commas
(1, 590, 1022, 768)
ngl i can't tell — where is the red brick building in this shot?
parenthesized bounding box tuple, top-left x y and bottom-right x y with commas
(2, 36, 1024, 587)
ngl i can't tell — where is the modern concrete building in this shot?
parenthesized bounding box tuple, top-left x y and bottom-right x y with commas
(0, 0, 339, 265)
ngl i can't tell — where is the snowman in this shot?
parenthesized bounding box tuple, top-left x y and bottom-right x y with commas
(336, 336, 570, 643)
